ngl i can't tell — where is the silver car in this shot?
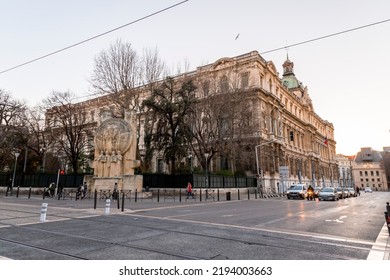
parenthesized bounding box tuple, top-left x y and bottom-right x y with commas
(347, 188, 357, 197)
(318, 187, 339, 201)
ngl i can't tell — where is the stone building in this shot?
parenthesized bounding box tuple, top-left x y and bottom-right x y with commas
(335, 154, 354, 188)
(352, 147, 388, 191)
(45, 50, 338, 193)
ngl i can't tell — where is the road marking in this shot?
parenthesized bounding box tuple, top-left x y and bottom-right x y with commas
(126, 212, 377, 248)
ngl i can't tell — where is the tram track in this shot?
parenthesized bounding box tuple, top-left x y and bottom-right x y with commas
(0, 212, 373, 260)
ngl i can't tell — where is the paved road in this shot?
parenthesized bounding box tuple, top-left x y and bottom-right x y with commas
(0, 192, 389, 260)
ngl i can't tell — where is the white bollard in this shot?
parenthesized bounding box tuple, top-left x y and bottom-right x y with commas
(40, 203, 48, 222)
(105, 199, 111, 215)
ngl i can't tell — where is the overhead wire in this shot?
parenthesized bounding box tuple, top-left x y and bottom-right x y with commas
(260, 18, 390, 55)
(0, 0, 189, 75)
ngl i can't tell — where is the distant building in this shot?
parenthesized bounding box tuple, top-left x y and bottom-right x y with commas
(352, 147, 388, 191)
(335, 154, 353, 188)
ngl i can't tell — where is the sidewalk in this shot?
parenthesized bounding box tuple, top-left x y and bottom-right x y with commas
(367, 222, 390, 260)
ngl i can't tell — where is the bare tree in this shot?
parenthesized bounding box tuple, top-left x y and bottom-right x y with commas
(90, 40, 166, 172)
(0, 89, 27, 170)
(43, 91, 93, 174)
(189, 73, 256, 174)
(143, 77, 197, 174)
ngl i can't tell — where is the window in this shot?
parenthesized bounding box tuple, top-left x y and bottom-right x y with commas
(202, 81, 210, 97)
(220, 76, 229, 92)
(376, 171, 380, 176)
(241, 72, 249, 88)
(364, 171, 368, 176)
(157, 159, 164, 173)
(360, 171, 362, 176)
(371, 171, 374, 176)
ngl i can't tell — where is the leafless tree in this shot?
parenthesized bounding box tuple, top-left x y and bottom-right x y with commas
(189, 73, 256, 174)
(89, 40, 166, 171)
(0, 89, 27, 171)
(43, 91, 94, 174)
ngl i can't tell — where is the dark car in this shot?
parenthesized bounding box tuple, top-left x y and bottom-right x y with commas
(318, 187, 339, 201)
(287, 184, 307, 199)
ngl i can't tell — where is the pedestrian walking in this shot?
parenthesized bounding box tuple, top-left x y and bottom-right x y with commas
(76, 183, 84, 200)
(356, 187, 360, 196)
(112, 182, 119, 200)
(6, 179, 12, 195)
(186, 182, 194, 199)
(82, 181, 88, 198)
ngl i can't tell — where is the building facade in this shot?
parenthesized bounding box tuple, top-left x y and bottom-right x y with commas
(45, 50, 338, 193)
(335, 154, 354, 188)
(352, 147, 388, 191)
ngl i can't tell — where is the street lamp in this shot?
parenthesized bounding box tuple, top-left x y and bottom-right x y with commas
(204, 153, 209, 188)
(12, 152, 20, 192)
(188, 154, 193, 174)
(40, 147, 46, 173)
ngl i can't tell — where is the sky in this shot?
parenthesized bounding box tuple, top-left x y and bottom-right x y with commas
(1, 0, 390, 156)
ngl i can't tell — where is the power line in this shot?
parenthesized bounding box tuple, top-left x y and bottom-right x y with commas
(0, 0, 189, 75)
(260, 18, 390, 55)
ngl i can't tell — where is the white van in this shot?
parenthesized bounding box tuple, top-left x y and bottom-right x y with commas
(286, 184, 307, 199)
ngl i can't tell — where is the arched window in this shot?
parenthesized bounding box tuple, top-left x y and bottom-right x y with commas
(220, 76, 229, 93)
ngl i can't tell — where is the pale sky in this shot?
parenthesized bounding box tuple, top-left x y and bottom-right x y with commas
(1, 0, 390, 156)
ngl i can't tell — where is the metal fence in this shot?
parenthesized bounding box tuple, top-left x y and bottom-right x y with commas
(142, 174, 257, 189)
(0, 173, 87, 188)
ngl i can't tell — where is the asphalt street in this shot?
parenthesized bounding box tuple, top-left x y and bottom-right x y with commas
(0, 192, 389, 260)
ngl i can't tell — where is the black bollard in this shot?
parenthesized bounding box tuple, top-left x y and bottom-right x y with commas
(238, 189, 240, 200)
(28, 187, 32, 199)
(157, 189, 160, 202)
(386, 202, 390, 213)
(179, 189, 182, 202)
(248, 189, 250, 200)
(135, 189, 138, 202)
(121, 192, 125, 212)
(200, 189, 202, 201)
(117, 192, 120, 209)
(94, 189, 97, 209)
(217, 189, 220, 201)
(16, 186, 20, 198)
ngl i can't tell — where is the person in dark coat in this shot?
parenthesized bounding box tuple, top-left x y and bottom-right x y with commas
(6, 179, 12, 194)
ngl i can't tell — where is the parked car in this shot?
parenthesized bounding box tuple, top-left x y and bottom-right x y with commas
(318, 187, 339, 201)
(347, 188, 357, 197)
(335, 187, 344, 199)
(287, 184, 307, 199)
(364, 187, 372, 193)
(342, 188, 350, 198)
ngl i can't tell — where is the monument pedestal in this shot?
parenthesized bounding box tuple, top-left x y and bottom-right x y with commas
(91, 175, 143, 192)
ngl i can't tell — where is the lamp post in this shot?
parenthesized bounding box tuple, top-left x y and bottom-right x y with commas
(40, 147, 46, 173)
(204, 153, 209, 189)
(188, 154, 193, 174)
(12, 152, 20, 192)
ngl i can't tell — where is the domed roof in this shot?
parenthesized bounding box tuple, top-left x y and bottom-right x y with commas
(281, 56, 302, 89)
